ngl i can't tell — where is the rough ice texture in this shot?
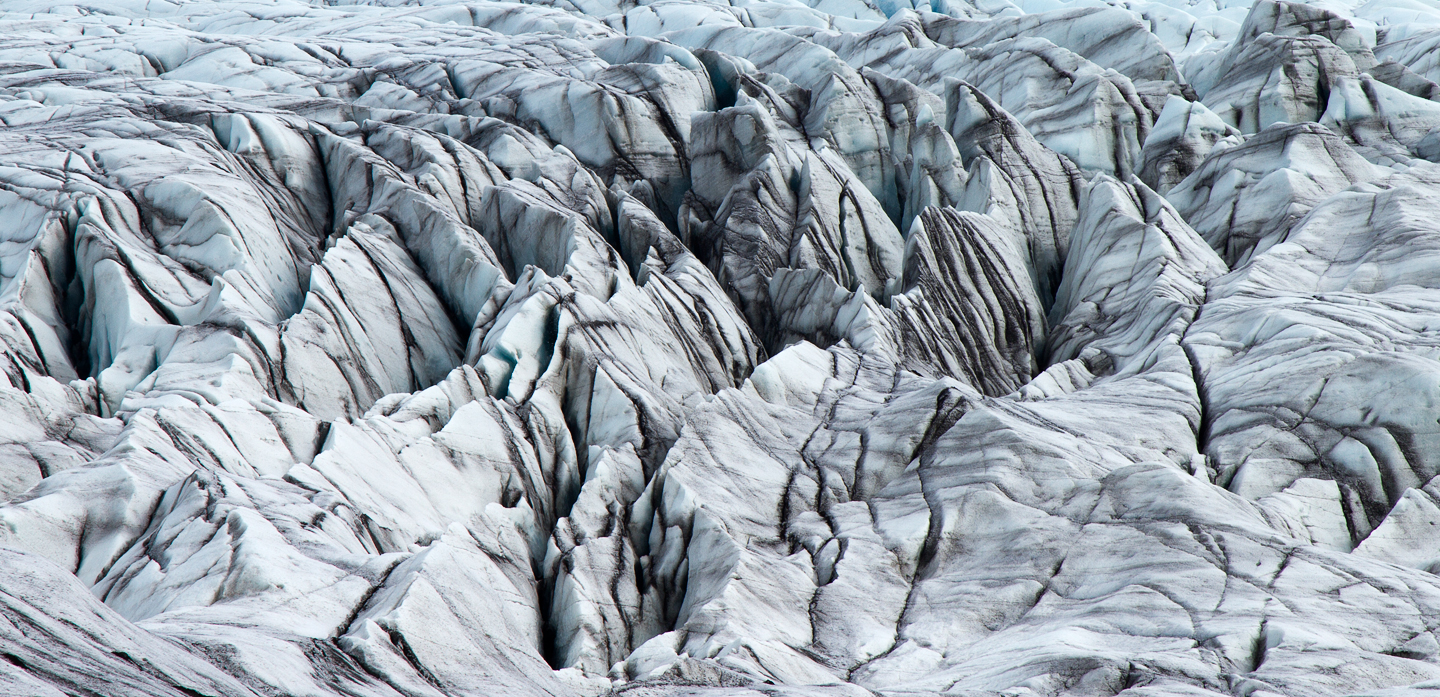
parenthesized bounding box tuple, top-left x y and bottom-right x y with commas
(0, 0, 1438, 695)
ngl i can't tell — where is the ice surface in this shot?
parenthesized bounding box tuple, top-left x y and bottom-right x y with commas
(0, 0, 1439, 695)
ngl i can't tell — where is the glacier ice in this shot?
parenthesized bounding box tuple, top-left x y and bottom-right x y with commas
(0, 0, 1439, 695)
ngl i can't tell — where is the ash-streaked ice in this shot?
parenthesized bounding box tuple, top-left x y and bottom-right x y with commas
(0, 0, 1438, 695)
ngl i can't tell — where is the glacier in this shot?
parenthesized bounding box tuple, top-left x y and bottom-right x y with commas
(0, 0, 1438, 694)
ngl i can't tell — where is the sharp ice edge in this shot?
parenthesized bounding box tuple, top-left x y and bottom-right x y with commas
(0, 0, 1438, 694)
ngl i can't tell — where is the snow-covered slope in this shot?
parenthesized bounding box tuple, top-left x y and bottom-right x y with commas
(0, 0, 1439, 694)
